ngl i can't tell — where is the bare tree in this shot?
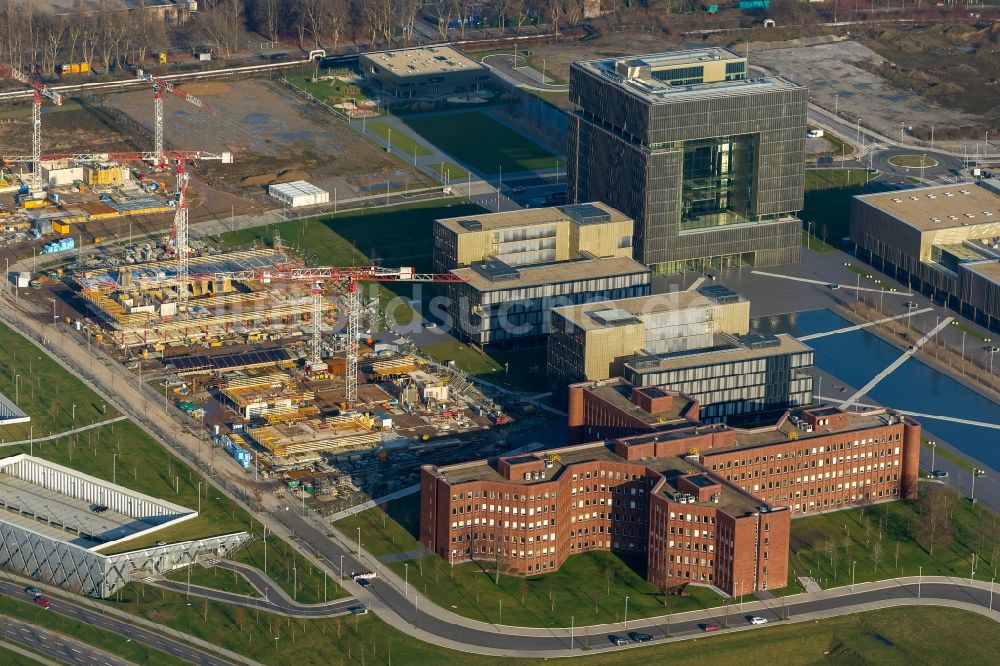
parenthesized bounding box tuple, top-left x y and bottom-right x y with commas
(604, 563, 614, 596)
(398, 0, 420, 46)
(40, 12, 68, 75)
(197, 0, 244, 58)
(870, 533, 884, 574)
(913, 486, 957, 555)
(430, 0, 454, 38)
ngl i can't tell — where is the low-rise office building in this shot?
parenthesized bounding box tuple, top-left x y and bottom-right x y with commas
(445, 256, 651, 346)
(434, 203, 650, 346)
(851, 181, 1000, 332)
(433, 203, 636, 273)
(420, 389, 920, 594)
(546, 286, 750, 391)
(623, 332, 814, 422)
(360, 46, 490, 99)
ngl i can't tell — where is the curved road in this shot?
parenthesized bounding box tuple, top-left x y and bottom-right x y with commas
(0, 581, 234, 665)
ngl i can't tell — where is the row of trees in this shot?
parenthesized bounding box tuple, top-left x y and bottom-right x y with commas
(0, 0, 591, 76)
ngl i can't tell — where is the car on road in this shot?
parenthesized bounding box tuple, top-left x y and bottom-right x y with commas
(627, 632, 653, 642)
(608, 635, 630, 645)
(24, 587, 42, 598)
(827, 283, 840, 290)
(749, 616, 768, 625)
(90, 504, 108, 513)
(510, 185, 526, 193)
(930, 470, 949, 479)
(904, 301, 918, 309)
(34, 596, 50, 608)
(702, 623, 721, 632)
(348, 605, 368, 615)
(357, 577, 371, 587)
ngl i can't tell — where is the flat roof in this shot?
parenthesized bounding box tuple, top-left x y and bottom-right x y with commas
(436, 202, 631, 235)
(719, 408, 905, 451)
(962, 260, 1000, 286)
(626, 333, 811, 374)
(0, 392, 29, 425)
(452, 256, 649, 291)
(361, 46, 484, 77)
(583, 379, 695, 427)
(854, 182, 1000, 233)
(0, 455, 194, 552)
(551, 289, 739, 331)
(574, 50, 800, 105)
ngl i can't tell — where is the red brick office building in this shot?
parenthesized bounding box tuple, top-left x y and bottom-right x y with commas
(420, 379, 920, 595)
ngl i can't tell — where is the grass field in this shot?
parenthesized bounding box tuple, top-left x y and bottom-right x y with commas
(419, 340, 546, 392)
(232, 537, 340, 604)
(218, 199, 486, 274)
(888, 154, 938, 168)
(428, 161, 472, 182)
(0, 592, 185, 665)
(402, 111, 556, 175)
(363, 121, 432, 158)
(788, 494, 999, 588)
(166, 565, 260, 598)
(802, 168, 878, 244)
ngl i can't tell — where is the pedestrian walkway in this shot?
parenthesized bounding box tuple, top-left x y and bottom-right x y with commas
(841, 316, 952, 410)
(751, 269, 913, 295)
(799, 308, 934, 341)
(0, 415, 128, 448)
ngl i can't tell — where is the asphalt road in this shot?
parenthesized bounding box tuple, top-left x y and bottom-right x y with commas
(0, 581, 232, 666)
(0, 614, 132, 666)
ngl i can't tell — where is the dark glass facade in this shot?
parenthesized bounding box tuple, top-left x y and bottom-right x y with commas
(567, 56, 808, 273)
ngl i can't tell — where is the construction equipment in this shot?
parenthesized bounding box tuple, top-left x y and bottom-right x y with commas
(20, 149, 234, 300)
(135, 70, 217, 167)
(191, 265, 463, 403)
(0, 62, 63, 195)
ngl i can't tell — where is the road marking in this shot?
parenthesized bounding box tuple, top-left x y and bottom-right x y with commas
(840, 316, 953, 410)
(750, 270, 912, 295)
(798, 308, 934, 340)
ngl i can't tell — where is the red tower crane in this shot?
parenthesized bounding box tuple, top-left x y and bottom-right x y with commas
(135, 69, 217, 167)
(190, 265, 464, 403)
(0, 62, 63, 195)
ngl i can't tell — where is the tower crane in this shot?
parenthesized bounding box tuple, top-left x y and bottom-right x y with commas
(0, 62, 62, 196)
(190, 265, 464, 403)
(17, 149, 234, 300)
(135, 70, 217, 168)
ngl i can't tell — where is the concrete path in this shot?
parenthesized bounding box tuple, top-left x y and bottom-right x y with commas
(0, 415, 128, 448)
(799, 308, 934, 341)
(751, 269, 913, 295)
(841, 316, 953, 410)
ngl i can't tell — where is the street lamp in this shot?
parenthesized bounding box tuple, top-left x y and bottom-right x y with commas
(112, 453, 118, 485)
(929, 441, 937, 473)
(851, 560, 857, 592)
(357, 526, 362, 555)
(624, 596, 629, 629)
(404, 562, 409, 597)
(739, 580, 745, 611)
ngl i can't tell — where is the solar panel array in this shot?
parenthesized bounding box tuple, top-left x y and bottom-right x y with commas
(168, 348, 291, 372)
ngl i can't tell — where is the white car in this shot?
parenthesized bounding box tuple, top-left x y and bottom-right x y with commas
(749, 616, 768, 625)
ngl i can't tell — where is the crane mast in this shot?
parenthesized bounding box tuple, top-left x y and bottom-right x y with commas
(0, 62, 62, 195)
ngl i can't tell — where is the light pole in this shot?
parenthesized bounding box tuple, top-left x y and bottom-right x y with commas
(739, 580, 744, 611)
(807, 221, 813, 250)
(624, 596, 629, 629)
(340, 554, 344, 581)
(570, 616, 574, 649)
(930, 441, 937, 473)
(357, 526, 362, 555)
(197, 481, 202, 514)
(404, 562, 409, 597)
(990, 578, 994, 612)
(851, 560, 857, 592)
(29, 424, 33, 455)
(14, 374, 19, 404)
(112, 453, 118, 485)
(918, 565, 922, 598)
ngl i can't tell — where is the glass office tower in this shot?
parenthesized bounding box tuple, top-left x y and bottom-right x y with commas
(567, 48, 808, 274)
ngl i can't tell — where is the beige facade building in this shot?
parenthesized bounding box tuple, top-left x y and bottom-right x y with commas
(360, 46, 490, 99)
(547, 286, 750, 390)
(432, 202, 635, 273)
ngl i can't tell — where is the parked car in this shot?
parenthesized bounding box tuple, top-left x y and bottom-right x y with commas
(818, 156, 834, 165)
(749, 616, 768, 625)
(34, 596, 50, 608)
(24, 587, 42, 598)
(608, 635, 630, 646)
(930, 470, 949, 479)
(702, 623, 721, 632)
(627, 631, 653, 642)
(348, 605, 368, 615)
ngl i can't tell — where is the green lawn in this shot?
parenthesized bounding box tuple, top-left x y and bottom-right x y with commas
(363, 121, 432, 157)
(788, 492, 1000, 588)
(336, 496, 422, 558)
(402, 111, 556, 175)
(418, 340, 547, 392)
(809, 125, 855, 158)
(166, 565, 260, 598)
(420, 339, 503, 376)
(802, 168, 878, 244)
(0, 323, 121, 444)
(800, 229, 839, 253)
(0, 593, 185, 665)
(232, 537, 341, 604)
(98, 583, 1000, 665)
(0, 643, 45, 664)
(888, 154, 938, 168)
(428, 161, 472, 182)
(218, 198, 486, 274)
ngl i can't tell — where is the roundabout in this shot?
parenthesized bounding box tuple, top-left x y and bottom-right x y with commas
(888, 154, 939, 168)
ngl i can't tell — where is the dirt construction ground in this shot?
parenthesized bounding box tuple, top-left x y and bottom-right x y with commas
(105, 80, 429, 199)
(511, 23, 999, 147)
